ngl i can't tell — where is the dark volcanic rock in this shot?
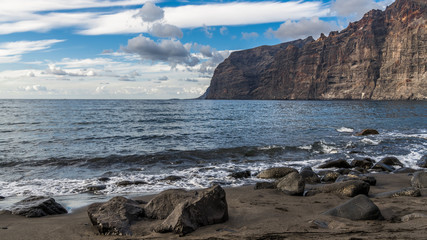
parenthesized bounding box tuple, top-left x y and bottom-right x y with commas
(336, 175, 377, 186)
(254, 182, 276, 190)
(320, 171, 341, 183)
(203, 0, 427, 100)
(257, 167, 298, 179)
(410, 171, 427, 188)
(372, 162, 395, 172)
(11, 196, 67, 218)
(351, 158, 375, 169)
(323, 195, 383, 220)
(393, 167, 417, 174)
(372, 187, 421, 198)
(417, 155, 427, 168)
(87, 185, 107, 191)
(229, 170, 251, 179)
(144, 189, 195, 219)
(116, 180, 147, 187)
(154, 185, 228, 235)
(318, 159, 351, 169)
(300, 167, 321, 184)
(356, 129, 379, 136)
(161, 176, 182, 182)
(378, 156, 404, 167)
(0, 196, 4, 200)
(310, 180, 370, 197)
(87, 196, 144, 236)
(276, 172, 305, 195)
(98, 177, 110, 182)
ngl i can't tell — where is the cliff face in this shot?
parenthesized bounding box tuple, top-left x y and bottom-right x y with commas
(204, 0, 426, 100)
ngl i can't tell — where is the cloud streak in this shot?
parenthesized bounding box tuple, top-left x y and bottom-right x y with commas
(0, 39, 64, 63)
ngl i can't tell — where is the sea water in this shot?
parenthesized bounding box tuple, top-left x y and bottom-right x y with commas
(0, 99, 425, 209)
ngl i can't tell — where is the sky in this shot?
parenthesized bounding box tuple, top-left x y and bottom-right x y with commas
(0, 0, 394, 99)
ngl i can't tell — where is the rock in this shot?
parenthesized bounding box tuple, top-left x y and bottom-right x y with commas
(87, 196, 144, 236)
(336, 175, 376, 186)
(393, 167, 417, 174)
(161, 176, 182, 182)
(356, 129, 379, 136)
(411, 171, 427, 189)
(351, 158, 375, 169)
(254, 182, 276, 190)
(87, 185, 107, 191)
(276, 172, 305, 196)
(378, 156, 404, 167)
(372, 187, 421, 198)
(320, 171, 341, 183)
(154, 185, 228, 235)
(116, 180, 147, 187)
(323, 195, 383, 220)
(336, 168, 352, 175)
(229, 170, 251, 179)
(11, 196, 67, 218)
(372, 162, 395, 172)
(318, 159, 351, 169)
(416, 155, 427, 168)
(257, 167, 298, 179)
(98, 177, 110, 182)
(0, 196, 4, 200)
(401, 213, 427, 222)
(311, 180, 370, 197)
(300, 167, 321, 184)
(144, 189, 195, 219)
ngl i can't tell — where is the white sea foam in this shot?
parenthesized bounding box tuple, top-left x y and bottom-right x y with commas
(361, 137, 381, 145)
(336, 127, 354, 133)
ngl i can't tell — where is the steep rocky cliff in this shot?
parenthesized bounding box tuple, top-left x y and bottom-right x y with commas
(204, 0, 426, 100)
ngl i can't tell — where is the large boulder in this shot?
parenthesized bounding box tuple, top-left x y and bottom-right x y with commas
(87, 196, 144, 236)
(320, 171, 341, 183)
(257, 167, 297, 179)
(300, 167, 321, 184)
(372, 187, 421, 198)
(229, 170, 251, 179)
(371, 162, 395, 172)
(335, 175, 376, 186)
(356, 129, 379, 136)
(11, 196, 67, 218)
(318, 159, 351, 169)
(351, 158, 375, 169)
(323, 195, 383, 220)
(378, 156, 404, 167)
(311, 180, 370, 197)
(417, 155, 427, 168)
(154, 185, 228, 235)
(411, 171, 427, 189)
(144, 189, 194, 219)
(276, 172, 305, 195)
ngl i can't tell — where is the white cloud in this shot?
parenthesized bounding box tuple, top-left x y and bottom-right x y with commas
(135, 1, 164, 22)
(219, 26, 228, 35)
(0, 39, 64, 63)
(241, 32, 259, 40)
(149, 23, 183, 38)
(266, 17, 337, 41)
(332, 0, 393, 20)
(20, 85, 48, 92)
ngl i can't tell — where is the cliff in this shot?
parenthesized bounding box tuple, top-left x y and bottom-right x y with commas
(204, 0, 426, 100)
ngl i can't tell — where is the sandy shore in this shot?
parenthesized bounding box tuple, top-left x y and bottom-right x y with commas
(1, 173, 426, 240)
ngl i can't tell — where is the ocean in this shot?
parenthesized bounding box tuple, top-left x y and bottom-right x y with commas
(0, 99, 426, 210)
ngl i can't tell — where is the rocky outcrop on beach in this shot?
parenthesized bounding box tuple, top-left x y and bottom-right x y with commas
(203, 0, 426, 100)
(11, 196, 67, 218)
(323, 195, 383, 220)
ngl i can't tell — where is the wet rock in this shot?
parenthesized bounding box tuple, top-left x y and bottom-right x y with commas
(87, 196, 144, 236)
(318, 159, 351, 169)
(257, 167, 298, 179)
(320, 171, 341, 183)
(323, 195, 383, 220)
(311, 180, 370, 197)
(144, 189, 195, 219)
(276, 172, 305, 196)
(229, 170, 251, 179)
(254, 182, 276, 190)
(401, 213, 427, 222)
(393, 167, 417, 174)
(372, 187, 421, 198)
(154, 185, 228, 236)
(98, 177, 110, 182)
(356, 129, 379, 136)
(300, 167, 321, 184)
(87, 185, 107, 191)
(11, 196, 67, 218)
(416, 155, 427, 168)
(0, 196, 4, 200)
(336, 168, 352, 175)
(116, 180, 147, 187)
(410, 171, 427, 189)
(161, 176, 182, 182)
(378, 156, 404, 167)
(351, 158, 375, 169)
(336, 175, 376, 186)
(372, 162, 395, 172)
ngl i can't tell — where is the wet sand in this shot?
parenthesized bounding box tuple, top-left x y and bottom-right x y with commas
(1, 173, 426, 240)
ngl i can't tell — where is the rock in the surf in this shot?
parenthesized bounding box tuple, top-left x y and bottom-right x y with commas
(320, 171, 341, 183)
(335, 175, 376, 186)
(11, 196, 67, 218)
(417, 155, 427, 168)
(378, 156, 404, 167)
(257, 167, 298, 179)
(300, 167, 321, 184)
(323, 194, 383, 220)
(356, 129, 379, 136)
(318, 159, 352, 169)
(372, 162, 395, 172)
(229, 170, 251, 179)
(351, 158, 375, 169)
(87, 196, 144, 236)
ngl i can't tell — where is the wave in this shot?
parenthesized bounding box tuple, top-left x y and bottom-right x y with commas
(336, 127, 354, 133)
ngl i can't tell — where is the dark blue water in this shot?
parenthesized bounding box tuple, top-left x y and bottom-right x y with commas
(0, 100, 426, 206)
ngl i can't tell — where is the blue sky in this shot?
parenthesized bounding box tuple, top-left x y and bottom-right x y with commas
(0, 0, 393, 99)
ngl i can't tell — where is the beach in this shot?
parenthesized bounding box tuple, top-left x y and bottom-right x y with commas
(1, 172, 426, 240)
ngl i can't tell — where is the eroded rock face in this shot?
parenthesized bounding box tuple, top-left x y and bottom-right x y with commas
(323, 195, 383, 220)
(204, 0, 426, 100)
(11, 196, 67, 218)
(87, 196, 144, 236)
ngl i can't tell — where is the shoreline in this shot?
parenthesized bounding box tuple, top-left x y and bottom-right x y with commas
(1, 172, 426, 239)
